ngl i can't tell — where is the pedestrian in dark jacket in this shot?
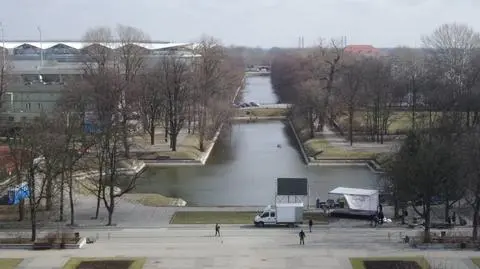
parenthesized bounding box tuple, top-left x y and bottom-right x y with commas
(308, 219, 313, 232)
(215, 223, 220, 237)
(299, 229, 306, 245)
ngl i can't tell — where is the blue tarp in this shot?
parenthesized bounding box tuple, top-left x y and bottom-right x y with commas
(7, 182, 30, 205)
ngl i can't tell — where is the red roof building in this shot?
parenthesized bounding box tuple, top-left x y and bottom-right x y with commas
(344, 45, 381, 57)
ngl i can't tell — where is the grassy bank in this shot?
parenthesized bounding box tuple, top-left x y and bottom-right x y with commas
(0, 259, 23, 269)
(138, 134, 212, 160)
(304, 137, 377, 159)
(336, 111, 443, 134)
(350, 256, 429, 269)
(124, 193, 183, 207)
(236, 107, 288, 118)
(170, 211, 328, 224)
(63, 257, 146, 269)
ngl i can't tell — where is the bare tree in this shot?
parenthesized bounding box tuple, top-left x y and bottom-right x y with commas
(138, 71, 163, 145)
(193, 37, 225, 151)
(389, 131, 458, 243)
(422, 23, 480, 128)
(6, 121, 47, 241)
(293, 79, 324, 139)
(0, 46, 12, 110)
(312, 39, 344, 131)
(116, 24, 150, 158)
(337, 57, 365, 145)
(157, 53, 191, 151)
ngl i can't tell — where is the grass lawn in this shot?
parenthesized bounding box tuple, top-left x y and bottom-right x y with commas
(0, 258, 23, 269)
(471, 258, 480, 268)
(337, 111, 442, 134)
(303, 138, 376, 159)
(170, 211, 328, 224)
(350, 256, 429, 269)
(236, 107, 288, 117)
(124, 193, 179, 207)
(63, 257, 146, 269)
(139, 134, 212, 160)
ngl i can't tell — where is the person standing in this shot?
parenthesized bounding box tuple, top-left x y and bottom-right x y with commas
(299, 229, 306, 245)
(215, 223, 220, 237)
(308, 219, 313, 233)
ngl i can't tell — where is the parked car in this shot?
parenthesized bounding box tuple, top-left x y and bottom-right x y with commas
(241, 103, 251, 107)
(249, 102, 260, 107)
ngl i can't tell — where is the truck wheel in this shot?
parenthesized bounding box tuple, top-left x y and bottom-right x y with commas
(259, 222, 264, 227)
(287, 223, 294, 228)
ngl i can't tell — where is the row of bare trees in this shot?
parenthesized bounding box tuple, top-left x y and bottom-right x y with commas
(273, 23, 480, 243)
(0, 25, 243, 241)
(271, 24, 480, 147)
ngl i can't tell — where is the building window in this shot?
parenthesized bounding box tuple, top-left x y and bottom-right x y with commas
(8, 116, 14, 122)
(25, 103, 31, 111)
(38, 103, 42, 110)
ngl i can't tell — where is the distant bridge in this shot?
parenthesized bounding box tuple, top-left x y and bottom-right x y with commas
(239, 103, 291, 109)
(245, 65, 271, 76)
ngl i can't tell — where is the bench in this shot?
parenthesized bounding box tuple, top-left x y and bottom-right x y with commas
(32, 242, 52, 250)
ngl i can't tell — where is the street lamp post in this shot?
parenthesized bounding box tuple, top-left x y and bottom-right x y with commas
(37, 26, 43, 67)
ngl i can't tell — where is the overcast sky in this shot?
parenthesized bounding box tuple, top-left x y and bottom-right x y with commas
(1, 0, 479, 48)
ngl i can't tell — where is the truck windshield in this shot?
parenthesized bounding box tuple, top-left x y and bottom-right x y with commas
(261, 212, 269, 218)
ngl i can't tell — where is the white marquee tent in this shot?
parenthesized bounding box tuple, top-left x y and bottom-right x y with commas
(329, 187, 379, 211)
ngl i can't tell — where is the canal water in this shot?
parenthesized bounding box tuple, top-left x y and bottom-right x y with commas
(135, 76, 379, 206)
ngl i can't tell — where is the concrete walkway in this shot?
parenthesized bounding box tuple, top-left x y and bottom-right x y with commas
(2, 226, 480, 269)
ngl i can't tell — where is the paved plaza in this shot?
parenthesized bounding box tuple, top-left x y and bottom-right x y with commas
(2, 226, 480, 269)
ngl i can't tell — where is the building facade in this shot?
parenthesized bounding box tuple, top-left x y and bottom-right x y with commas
(0, 41, 196, 125)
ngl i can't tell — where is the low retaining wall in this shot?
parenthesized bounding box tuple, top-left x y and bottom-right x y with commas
(308, 158, 384, 173)
(0, 237, 87, 250)
(232, 116, 287, 122)
(287, 119, 309, 165)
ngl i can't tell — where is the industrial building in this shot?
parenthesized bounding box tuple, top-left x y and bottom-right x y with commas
(0, 41, 196, 125)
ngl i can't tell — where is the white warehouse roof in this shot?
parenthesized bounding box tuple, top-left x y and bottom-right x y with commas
(329, 187, 378, 196)
(0, 41, 193, 51)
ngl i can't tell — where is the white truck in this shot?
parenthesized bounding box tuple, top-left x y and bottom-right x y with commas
(254, 203, 304, 227)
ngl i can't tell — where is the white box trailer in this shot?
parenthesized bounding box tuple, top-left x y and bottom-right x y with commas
(254, 203, 304, 227)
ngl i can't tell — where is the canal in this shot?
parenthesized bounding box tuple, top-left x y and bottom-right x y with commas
(135, 76, 379, 206)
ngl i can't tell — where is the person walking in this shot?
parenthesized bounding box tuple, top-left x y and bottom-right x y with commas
(215, 223, 220, 237)
(308, 219, 313, 233)
(299, 229, 306, 245)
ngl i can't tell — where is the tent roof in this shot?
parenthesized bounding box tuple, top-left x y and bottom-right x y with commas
(329, 187, 378, 196)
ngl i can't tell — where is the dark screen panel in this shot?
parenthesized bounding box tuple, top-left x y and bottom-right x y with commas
(277, 178, 308, 196)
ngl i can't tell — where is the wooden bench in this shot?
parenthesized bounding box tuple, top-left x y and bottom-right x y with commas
(32, 242, 52, 250)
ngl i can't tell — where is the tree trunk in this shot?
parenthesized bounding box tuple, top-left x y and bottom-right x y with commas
(45, 172, 53, 211)
(348, 109, 354, 146)
(308, 110, 315, 139)
(68, 168, 75, 226)
(59, 171, 65, 222)
(18, 200, 25, 221)
(149, 120, 155, 145)
(122, 118, 130, 158)
(171, 132, 178, 152)
(444, 197, 450, 223)
(199, 108, 207, 152)
(106, 183, 115, 226)
(473, 197, 480, 240)
(164, 113, 169, 143)
(423, 202, 431, 243)
(29, 168, 37, 242)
